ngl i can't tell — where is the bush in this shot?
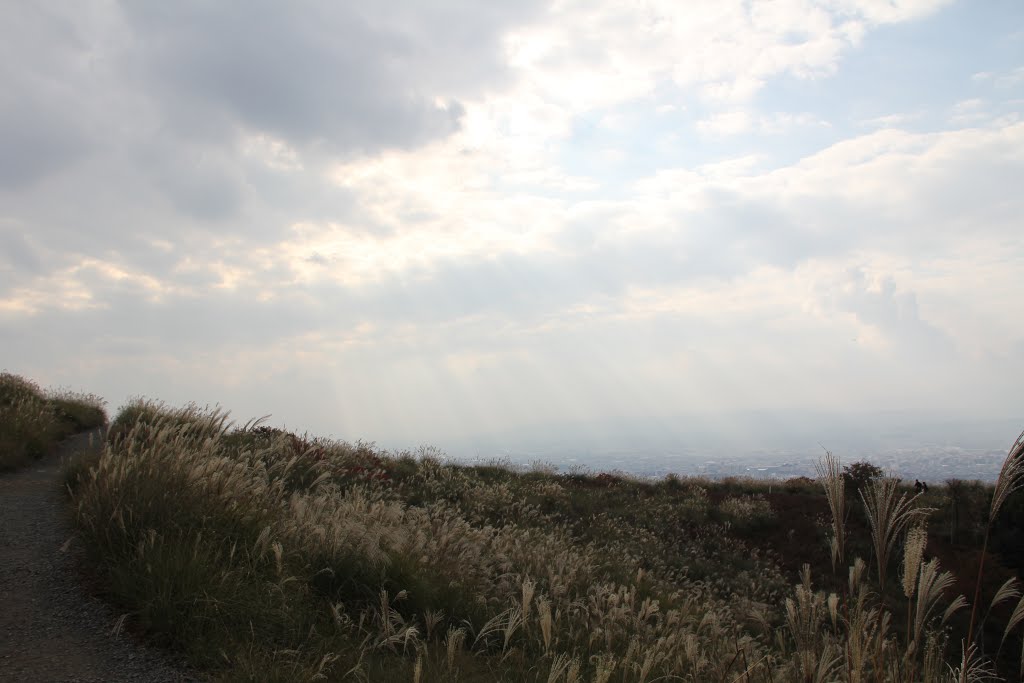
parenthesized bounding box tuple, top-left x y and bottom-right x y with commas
(783, 476, 818, 494)
(842, 460, 883, 494)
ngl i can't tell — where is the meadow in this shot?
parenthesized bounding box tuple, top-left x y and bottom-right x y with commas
(4, 372, 1024, 681)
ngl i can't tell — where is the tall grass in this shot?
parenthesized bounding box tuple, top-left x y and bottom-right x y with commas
(0, 371, 106, 471)
(809, 440, 1024, 682)
(65, 396, 1024, 681)
(968, 430, 1024, 643)
(68, 403, 790, 681)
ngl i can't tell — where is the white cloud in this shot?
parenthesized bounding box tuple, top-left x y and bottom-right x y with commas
(949, 98, 989, 125)
(996, 66, 1024, 88)
(697, 110, 831, 136)
(830, 0, 955, 24)
(502, 0, 950, 115)
(697, 111, 754, 136)
(696, 155, 764, 179)
(759, 112, 832, 133)
(857, 112, 922, 128)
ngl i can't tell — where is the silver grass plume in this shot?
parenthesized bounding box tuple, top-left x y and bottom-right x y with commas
(814, 451, 846, 572)
(902, 525, 928, 599)
(997, 594, 1024, 678)
(949, 641, 998, 683)
(860, 476, 931, 592)
(968, 428, 1024, 644)
(990, 429, 1024, 522)
(913, 558, 957, 654)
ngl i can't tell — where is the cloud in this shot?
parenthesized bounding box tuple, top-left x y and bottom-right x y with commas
(0, 226, 43, 274)
(502, 0, 952, 116)
(697, 111, 753, 136)
(0, 1, 547, 250)
(857, 113, 922, 128)
(0, 0, 957, 253)
(117, 1, 547, 155)
(828, 269, 955, 354)
(0, 98, 92, 190)
(696, 110, 830, 136)
(834, 0, 954, 24)
(2, 0, 1020, 447)
(10, 117, 1021, 324)
(0, 6, 98, 191)
(949, 98, 989, 125)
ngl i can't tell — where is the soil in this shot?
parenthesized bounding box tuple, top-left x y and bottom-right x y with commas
(0, 429, 199, 682)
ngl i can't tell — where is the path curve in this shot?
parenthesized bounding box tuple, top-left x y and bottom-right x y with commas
(0, 429, 199, 682)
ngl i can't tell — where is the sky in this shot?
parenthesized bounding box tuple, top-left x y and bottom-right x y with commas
(2, 1, 1022, 459)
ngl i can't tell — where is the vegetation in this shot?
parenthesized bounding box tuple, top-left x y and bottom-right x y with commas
(843, 460, 885, 494)
(0, 371, 107, 471)
(55, 391, 1024, 681)
(8, 368, 1022, 681)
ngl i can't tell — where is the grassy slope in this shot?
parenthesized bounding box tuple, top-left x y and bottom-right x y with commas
(59, 395, 1024, 682)
(0, 372, 107, 472)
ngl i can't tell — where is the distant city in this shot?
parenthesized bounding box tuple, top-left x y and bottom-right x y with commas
(459, 445, 1009, 484)
(428, 413, 1022, 484)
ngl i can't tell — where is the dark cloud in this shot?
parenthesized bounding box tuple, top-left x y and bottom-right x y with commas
(0, 100, 92, 190)
(117, 1, 542, 155)
(138, 142, 248, 221)
(0, 1, 545, 251)
(0, 5, 97, 191)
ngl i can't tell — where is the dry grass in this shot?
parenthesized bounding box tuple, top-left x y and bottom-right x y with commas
(860, 476, 932, 594)
(59, 394, 1024, 682)
(68, 404, 793, 681)
(814, 451, 846, 574)
(965, 428, 1024, 668)
(0, 372, 106, 471)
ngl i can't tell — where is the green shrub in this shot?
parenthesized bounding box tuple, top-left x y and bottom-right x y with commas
(843, 459, 884, 494)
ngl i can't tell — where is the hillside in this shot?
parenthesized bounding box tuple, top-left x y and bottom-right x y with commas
(4, 376, 1024, 681)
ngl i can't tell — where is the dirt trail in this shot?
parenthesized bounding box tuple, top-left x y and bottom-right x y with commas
(0, 429, 198, 683)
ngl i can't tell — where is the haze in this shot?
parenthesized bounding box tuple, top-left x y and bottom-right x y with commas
(2, 1, 1022, 463)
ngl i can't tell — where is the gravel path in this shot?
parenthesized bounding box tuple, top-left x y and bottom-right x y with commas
(0, 429, 200, 683)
